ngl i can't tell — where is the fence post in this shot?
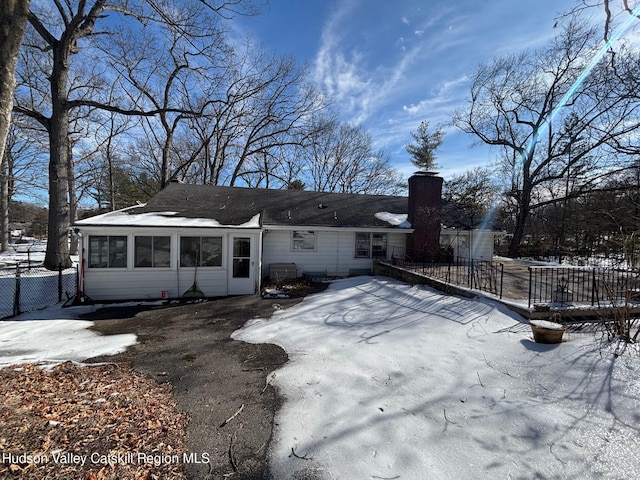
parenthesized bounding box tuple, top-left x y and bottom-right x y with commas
(528, 267, 533, 309)
(58, 264, 63, 302)
(591, 268, 597, 306)
(499, 263, 504, 299)
(13, 264, 21, 316)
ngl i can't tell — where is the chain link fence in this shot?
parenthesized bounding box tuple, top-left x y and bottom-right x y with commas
(0, 263, 77, 319)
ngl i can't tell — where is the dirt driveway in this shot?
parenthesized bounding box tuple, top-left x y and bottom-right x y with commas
(84, 292, 312, 480)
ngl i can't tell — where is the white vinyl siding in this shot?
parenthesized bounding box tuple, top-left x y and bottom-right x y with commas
(439, 229, 495, 261)
(80, 228, 260, 301)
(262, 229, 407, 278)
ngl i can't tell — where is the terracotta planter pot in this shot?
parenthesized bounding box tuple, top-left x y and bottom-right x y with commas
(529, 320, 566, 344)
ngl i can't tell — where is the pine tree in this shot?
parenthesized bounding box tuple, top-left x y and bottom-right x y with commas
(405, 121, 443, 171)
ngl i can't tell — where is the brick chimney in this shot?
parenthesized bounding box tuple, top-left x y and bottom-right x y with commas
(406, 172, 443, 260)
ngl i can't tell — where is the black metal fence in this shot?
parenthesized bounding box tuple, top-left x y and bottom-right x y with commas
(391, 247, 504, 298)
(0, 263, 77, 319)
(388, 246, 640, 312)
(528, 265, 640, 308)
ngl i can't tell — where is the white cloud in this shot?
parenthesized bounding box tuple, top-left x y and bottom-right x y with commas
(314, 7, 429, 125)
(313, 0, 359, 97)
(402, 74, 470, 119)
(310, 0, 585, 177)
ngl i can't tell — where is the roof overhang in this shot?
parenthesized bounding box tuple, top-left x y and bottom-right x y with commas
(263, 224, 414, 233)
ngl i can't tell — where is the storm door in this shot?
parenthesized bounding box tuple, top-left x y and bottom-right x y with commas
(227, 235, 255, 294)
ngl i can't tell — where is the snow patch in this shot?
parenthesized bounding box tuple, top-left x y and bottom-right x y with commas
(76, 207, 261, 228)
(374, 211, 411, 228)
(233, 276, 640, 480)
(0, 304, 136, 368)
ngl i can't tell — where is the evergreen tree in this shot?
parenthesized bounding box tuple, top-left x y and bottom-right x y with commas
(405, 121, 443, 171)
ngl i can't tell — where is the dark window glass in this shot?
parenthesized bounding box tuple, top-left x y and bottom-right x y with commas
(135, 236, 170, 267)
(89, 235, 127, 268)
(180, 237, 222, 267)
(372, 233, 388, 258)
(355, 232, 370, 258)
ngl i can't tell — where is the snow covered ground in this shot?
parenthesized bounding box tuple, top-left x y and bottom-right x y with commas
(234, 276, 640, 480)
(0, 303, 137, 368)
(0, 244, 133, 365)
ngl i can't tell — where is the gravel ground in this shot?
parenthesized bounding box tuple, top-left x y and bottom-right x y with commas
(85, 291, 316, 480)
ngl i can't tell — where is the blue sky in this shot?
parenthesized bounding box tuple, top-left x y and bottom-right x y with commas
(235, 0, 582, 180)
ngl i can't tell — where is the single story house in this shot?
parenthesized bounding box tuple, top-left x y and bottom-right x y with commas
(74, 173, 496, 301)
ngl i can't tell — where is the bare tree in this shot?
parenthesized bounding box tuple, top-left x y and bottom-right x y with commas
(12, 0, 257, 269)
(0, 0, 31, 251)
(171, 41, 324, 188)
(567, 0, 640, 41)
(101, 11, 231, 188)
(0, 0, 30, 187)
(221, 44, 324, 187)
(453, 20, 640, 257)
(1, 119, 49, 251)
(443, 167, 498, 228)
(302, 115, 404, 195)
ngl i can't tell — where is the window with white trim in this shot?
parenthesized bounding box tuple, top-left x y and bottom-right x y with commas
(180, 236, 222, 267)
(134, 236, 171, 267)
(88, 235, 127, 268)
(372, 233, 388, 258)
(355, 233, 387, 259)
(292, 231, 316, 251)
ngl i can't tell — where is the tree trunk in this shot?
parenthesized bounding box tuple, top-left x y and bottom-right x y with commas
(0, 0, 30, 252)
(0, 0, 30, 181)
(508, 208, 528, 257)
(0, 157, 8, 252)
(44, 43, 72, 270)
(508, 183, 532, 258)
(160, 113, 174, 188)
(107, 134, 116, 210)
(67, 143, 78, 256)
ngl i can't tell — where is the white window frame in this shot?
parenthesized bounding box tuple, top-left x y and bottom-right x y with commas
(180, 236, 223, 267)
(134, 235, 171, 268)
(88, 235, 128, 269)
(355, 232, 388, 259)
(291, 230, 316, 251)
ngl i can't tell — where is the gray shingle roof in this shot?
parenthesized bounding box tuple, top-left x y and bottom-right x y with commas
(131, 183, 409, 229)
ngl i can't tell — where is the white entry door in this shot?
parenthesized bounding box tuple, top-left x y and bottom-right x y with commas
(228, 235, 256, 294)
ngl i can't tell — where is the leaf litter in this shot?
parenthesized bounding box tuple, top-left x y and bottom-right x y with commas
(0, 361, 188, 479)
